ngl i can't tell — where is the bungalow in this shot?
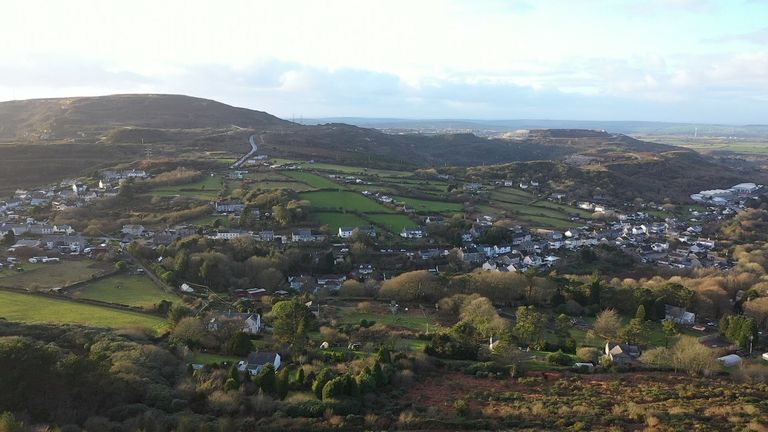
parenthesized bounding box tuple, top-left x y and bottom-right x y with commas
(122, 225, 146, 236)
(400, 227, 425, 239)
(425, 215, 445, 224)
(317, 274, 347, 286)
(238, 351, 281, 375)
(28, 225, 54, 235)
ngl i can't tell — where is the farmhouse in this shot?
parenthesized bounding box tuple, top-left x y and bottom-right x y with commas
(292, 229, 314, 242)
(41, 235, 86, 253)
(208, 312, 263, 334)
(605, 342, 641, 366)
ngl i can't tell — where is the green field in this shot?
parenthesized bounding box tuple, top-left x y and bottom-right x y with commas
(314, 212, 370, 232)
(0, 260, 112, 291)
(150, 175, 224, 200)
(298, 190, 392, 212)
(339, 310, 438, 332)
(391, 195, 463, 213)
(272, 159, 412, 177)
(0, 290, 168, 333)
(366, 213, 416, 232)
(252, 181, 316, 192)
(282, 171, 342, 189)
(186, 214, 230, 227)
(75, 274, 179, 308)
(190, 352, 242, 365)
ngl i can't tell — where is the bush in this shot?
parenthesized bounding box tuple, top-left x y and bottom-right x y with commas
(547, 350, 572, 366)
(576, 347, 600, 363)
(454, 399, 470, 417)
(285, 400, 326, 418)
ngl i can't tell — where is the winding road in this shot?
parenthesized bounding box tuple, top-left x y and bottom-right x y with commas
(231, 134, 260, 169)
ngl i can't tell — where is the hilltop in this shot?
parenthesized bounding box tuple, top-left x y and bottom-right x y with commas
(0, 94, 293, 142)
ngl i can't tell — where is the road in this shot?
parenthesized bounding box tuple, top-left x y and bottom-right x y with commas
(231, 134, 260, 169)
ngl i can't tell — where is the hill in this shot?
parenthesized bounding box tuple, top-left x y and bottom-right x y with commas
(0, 94, 293, 142)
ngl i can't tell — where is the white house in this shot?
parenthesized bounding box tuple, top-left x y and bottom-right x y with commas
(664, 305, 695, 325)
(338, 227, 354, 238)
(400, 227, 425, 239)
(238, 352, 281, 375)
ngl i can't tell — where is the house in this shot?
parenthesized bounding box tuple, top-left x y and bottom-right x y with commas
(258, 230, 275, 242)
(216, 201, 245, 214)
(717, 354, 742, 367)
(212, 230, 249, 240)
(53, 224, 74, 234)
(317, 274, 347, 286)
(664, 305, 696, 326)
(208, 312, 263, 334)
(338, 227, 355, 238)
(357, 225, 377, 238)
(9, 239, 41, 250)
(41, 235, 85, 253)
(400, 227, 425, 239)
(28, 225, 54, 235)
(292, 229, 314, 242)
(425, 215, 445, 224)
(459, 245, 482, 263)
(605, 342, 641, 365)
(357, 264, 374, 275)
(463, 183, 482, 192)
(122, 225, 145, 236)
(238, 351, 282, 375)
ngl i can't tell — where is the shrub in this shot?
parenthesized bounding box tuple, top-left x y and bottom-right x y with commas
(454, 399, 470, 417)
(576, 347, 600, 363)
(285, 400, 326, 418)
(547, 350, 572, 366)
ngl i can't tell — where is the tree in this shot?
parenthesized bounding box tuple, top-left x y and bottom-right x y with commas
(255, 363, 276, 394)
(312, 368, 334, 399)
(0, 412, 28, 432)
(592, 309, 621, 340)
(670, 336, 718, 375)
(618, 317, 648, 346)
(171, 317, 208, 347)
(226, 332, 252, 357)
(276, 368, 290, 400)
(514, 305, 544, 346)
(554, 314, 571, 339)
(662, 320, 678, 347)
(459, 296, 508, 338)
(167, 304, 193, 324)
(634, 304, 646, 321)
(115, 261, 127, 272)
(270, 298, 316, 346)
(1, 230, 15, 246)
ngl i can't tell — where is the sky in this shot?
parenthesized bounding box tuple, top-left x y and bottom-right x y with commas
(1, 0, 767, 123)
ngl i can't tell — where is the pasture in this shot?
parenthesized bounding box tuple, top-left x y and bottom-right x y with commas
(391, 195, 463, 213)
(366, 213, 416, 232)
(74, 274, 179, 308)
(282, 171, 342, 189)
(298, 190, 392, 212)
(0, 290, 169, 334)
(313, 211, 370, 232)
(0, 260, 113, 291)
(150, 175, 224, 200)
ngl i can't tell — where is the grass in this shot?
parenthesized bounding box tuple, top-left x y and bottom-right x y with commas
(150, 175, 224, 200)
(298, 190, 392, 212)
(391, 195, 463, 213)
(366, 213, 416, 233)
(190, 352, 242, 365)
(339, 310, 438, 332)
(313, 211, 370, 232)
(251, 181, 316, 192)
(74, 274, 179, 308)
(0, 290, 168, 334)
(283, 171, 342, 189)
(0, 260, 112, 291)
(185, 214, 230, 227)
(271, 159, 412, 177)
